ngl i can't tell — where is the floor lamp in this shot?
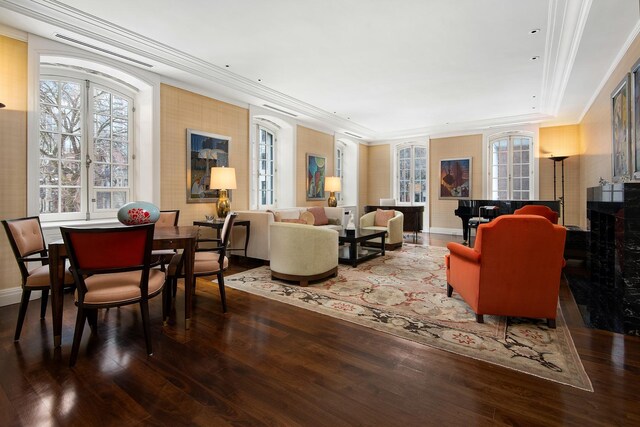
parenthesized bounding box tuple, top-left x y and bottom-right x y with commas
(549, 156, 569, 225)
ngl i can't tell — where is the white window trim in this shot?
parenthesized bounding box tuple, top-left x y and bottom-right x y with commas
(482, 127, 539, 200)
(256, 122, 277, 209)
(26, 35, 161, 224)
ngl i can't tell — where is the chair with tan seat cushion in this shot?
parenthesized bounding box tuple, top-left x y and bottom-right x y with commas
(61, 223, 165, 366)
(2, 216, 75, 341)
(359, 209, 404, 250)
(165, 213, 237, 315)
(270, 222, 339, 286)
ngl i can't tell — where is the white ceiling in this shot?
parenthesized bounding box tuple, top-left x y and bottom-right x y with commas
(0, 0, 639, 141)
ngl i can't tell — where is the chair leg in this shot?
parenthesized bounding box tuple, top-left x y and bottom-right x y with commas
(172, 277, 178, 298)
(476, 314, 484, 323)
(87, 309, 98, 333)
(547, 318, 556, 329)
(217, 272, 227, 313)
(446, 283, 453, 298)
(140, 300, 153, 356)
(14, 289, 31, 341)
(40, 289, 49, 319)
(69, 307, 87, 367)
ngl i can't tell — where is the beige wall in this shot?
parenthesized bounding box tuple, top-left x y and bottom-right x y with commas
(160, 84, 249, 224)
(296, 125, 334, 207)
(0, 35, 28, 290)
(579, 30, 640, 227)
(539, 125, 581, 226)
(367, 144, 391, 208)
(358, 144, 369, 217)
(430, 134, 483, 230)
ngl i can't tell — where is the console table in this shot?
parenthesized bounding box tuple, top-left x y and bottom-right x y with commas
(193, 220, 251, 258)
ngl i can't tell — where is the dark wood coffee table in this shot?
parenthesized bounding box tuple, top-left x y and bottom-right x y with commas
(338, 228, 386, 267)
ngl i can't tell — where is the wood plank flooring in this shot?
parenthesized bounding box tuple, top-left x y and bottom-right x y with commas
(0, 233, 638, 426)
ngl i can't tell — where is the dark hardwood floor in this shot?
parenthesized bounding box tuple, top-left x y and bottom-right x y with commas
(1, 233, 639, 426)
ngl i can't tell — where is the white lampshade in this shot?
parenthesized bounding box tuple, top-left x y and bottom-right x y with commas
(210, 167, 237, 190)
(324, 176, 341, 192)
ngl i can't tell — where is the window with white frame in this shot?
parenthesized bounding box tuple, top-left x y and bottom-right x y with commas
(397, 144, 427, 204)
(335, 142, 344, 202)
(257, 125, 276, 208)
(39, 76, 133, 220)
(488, 133, 533, 200)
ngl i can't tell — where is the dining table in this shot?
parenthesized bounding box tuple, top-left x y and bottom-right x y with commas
(48, 225, 199, 348)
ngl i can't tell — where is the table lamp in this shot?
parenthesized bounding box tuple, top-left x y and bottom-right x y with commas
(324, 176, 341, 207)
(210, 167, 237, 217)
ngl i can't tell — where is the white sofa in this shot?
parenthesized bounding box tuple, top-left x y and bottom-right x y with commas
(270, 222, 339, 286)
(229, 206, 344, 261)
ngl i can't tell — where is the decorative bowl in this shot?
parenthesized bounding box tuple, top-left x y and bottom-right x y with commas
(117, 201, 160, 225)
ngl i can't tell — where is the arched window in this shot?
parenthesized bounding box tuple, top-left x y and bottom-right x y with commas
(38, 72, 134, 220)
(257, 124, 276, 208)
(335, 141, 345, 202)
(396, 143, 427, 204)
(488, 132, 534, 200)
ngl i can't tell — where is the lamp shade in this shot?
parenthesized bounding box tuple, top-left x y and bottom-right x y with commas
(210, 167, 237, 190)
(324, 176, 341, 192)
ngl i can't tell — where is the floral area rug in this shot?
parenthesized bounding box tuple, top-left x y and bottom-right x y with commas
(224, 244, 592, 391)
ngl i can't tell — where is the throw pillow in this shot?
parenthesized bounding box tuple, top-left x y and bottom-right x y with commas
(374, 209, 395, 226)
(307, 206, 329, 226)
(299, 211, 315, 225)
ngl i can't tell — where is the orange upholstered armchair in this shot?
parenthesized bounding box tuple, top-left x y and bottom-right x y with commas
(445, 215, 566, 327)
(513, 205, 559, 224)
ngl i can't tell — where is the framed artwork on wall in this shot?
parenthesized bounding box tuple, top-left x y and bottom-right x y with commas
(632, 60, 640, 179)
(186, 129, 231, 203)
(611, 74, 631, 181)
(439, 157, 471, 199)
(306, 153, 326, 200)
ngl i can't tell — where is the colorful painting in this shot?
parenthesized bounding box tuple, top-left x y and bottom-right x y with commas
(633, 61, 640, 179)
(439, 158, 471, 199)
(186, 129, 231, 203)
(612, 74, 630, 181)
(306, 153, 326, 200)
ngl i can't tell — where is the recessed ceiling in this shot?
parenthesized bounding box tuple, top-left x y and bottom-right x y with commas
(0, 0, 638, 140)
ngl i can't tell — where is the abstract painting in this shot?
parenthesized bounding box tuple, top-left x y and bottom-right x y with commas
(306, 153, 326, 200)
(611, 74, 630, 181)
(439, 158, 471, 199)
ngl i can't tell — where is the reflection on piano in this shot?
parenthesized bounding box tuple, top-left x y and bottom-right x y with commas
(454, 199, 560, 242)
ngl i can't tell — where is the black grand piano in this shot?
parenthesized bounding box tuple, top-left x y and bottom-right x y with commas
(454, 199, 560, 242)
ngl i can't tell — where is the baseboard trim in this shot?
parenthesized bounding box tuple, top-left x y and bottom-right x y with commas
(429, 227, 463, 236)
(0, 287, 40, 307)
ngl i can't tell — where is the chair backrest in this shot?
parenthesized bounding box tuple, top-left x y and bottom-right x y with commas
(219, 213, 237, 257)
(61, 224, 156, 298)
(379, 198, 397, 206)
(513, 205, 558, 224)
(2, 216, 48, 281)
(474, 215, 566, 316)
(156, 210, 180, 227)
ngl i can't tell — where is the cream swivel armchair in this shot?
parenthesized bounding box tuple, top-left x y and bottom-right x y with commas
(359, 209, 404, 250)
(270, 222, 338, 286)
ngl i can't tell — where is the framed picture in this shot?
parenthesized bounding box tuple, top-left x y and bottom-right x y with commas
(306, 153, 326, 200)
(611, 74, 631, 181)
(186, 129, 231, 203)
(439, 157, 471, 199)
(633, 60, 640, 179)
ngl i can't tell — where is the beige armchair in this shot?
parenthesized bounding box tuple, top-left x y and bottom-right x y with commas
(270, 222, 339, 286)
(360, 210, 404, 250)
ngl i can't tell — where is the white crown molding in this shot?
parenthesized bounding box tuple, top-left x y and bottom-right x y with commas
(0, 0, 376, 139)
(578, 18, 640, 123)
(540, 0, 592, 116)
(0, 22, 27, 40)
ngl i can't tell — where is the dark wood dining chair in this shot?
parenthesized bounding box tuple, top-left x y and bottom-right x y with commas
(2, 216, 75, 341)
(61, 223, 166, 366)
(165, 213, 237, 317)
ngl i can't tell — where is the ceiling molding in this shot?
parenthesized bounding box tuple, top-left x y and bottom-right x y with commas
(540, 0, 592, 116)
(0, 22, 27, 41)
(578, 18, 640, 123)
(0, 0, 376, 138)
